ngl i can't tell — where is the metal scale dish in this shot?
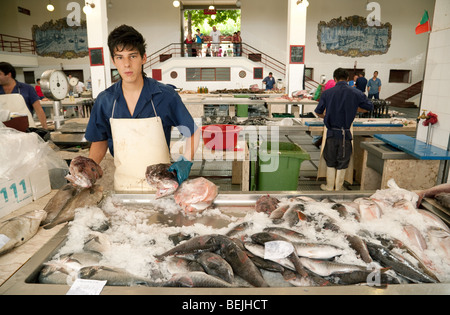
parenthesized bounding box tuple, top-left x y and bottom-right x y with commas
(1, 191, 449, 295)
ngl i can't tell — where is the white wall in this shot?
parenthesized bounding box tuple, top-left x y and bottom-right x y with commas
(305, 0, 434, 98)
(416, 0, 450, 151)
(0, 0, 435, 98)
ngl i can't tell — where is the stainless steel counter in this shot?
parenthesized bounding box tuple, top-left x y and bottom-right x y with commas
(1, 191, 449, 295)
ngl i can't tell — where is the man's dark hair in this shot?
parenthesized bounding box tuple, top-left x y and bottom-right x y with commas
(0, 62, 16, 79)
(108, 24, 146, 58)
(333, 68, 349, 81)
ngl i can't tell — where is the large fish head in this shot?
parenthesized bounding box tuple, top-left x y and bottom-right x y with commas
(155, 179, 179, 199)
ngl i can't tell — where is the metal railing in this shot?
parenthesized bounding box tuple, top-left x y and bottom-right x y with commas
(121, 42, 322, 92)
(0, 34, 36, 54)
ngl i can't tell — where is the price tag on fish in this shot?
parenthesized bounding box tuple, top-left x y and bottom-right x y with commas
(66, 279, 107, 295)
(264, 241, 294, 260)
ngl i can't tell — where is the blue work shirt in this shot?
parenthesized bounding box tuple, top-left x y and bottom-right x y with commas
(85, 77, 197, 156)
(263, 76, 275, 90)
(0, 81, 40, 114)
(355, 77, 367, 93)
(367, 78, 381, 95)
(314, 81, 373, 140)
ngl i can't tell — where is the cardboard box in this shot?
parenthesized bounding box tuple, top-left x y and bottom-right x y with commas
(0, 162, 51, 219)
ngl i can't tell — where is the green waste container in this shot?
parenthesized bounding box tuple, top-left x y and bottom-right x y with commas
(256, 142, 310, 191)
(236, 104, 249, 117)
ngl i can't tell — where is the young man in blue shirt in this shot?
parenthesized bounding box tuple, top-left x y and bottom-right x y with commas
(0, 62, 48, 129)
(367, 71, 382, 99)
(78, 25, 199, 190)
(314, 68, 373, 191)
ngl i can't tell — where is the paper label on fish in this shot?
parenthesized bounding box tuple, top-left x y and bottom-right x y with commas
(66, 279, 107, 295)
(264, 241, 294, 260)
(0, 234, 10, 249)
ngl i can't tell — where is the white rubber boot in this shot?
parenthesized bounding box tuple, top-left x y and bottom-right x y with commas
(320, 167, 336, 191)
(335, 169, 347, 191)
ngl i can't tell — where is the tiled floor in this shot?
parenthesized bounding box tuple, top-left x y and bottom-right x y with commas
(191, 106, 420, 192)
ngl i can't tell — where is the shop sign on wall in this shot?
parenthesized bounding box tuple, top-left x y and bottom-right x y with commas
(317, 15, 392, 58)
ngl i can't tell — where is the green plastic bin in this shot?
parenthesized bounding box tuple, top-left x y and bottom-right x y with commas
(256, 142, 310, 191)
(236, 104, 249, 117)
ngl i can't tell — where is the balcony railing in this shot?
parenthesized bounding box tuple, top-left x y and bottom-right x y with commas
(0, 34, 36, 54)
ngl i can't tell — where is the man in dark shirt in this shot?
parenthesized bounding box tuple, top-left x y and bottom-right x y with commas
(314, 68, 373, 191)
(355, 72, 368, 94)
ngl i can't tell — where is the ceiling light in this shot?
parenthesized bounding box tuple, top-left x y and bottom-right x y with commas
(236, 0, 241, 8)
(83, 2, 95, 14)
(209, 5, 215, 10)
(47, 1, 54, 11)
(173, 0, 180, 7)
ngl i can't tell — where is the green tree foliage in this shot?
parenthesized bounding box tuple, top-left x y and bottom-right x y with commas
(185, 9, 241, 35)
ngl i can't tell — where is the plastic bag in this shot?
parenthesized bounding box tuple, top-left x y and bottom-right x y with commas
(0, 128, 69, 182)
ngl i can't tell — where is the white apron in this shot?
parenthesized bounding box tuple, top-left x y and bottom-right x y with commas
(316, 125, 354, 185)
(110, 99, 170, 192)
(0, 94, 36, 127)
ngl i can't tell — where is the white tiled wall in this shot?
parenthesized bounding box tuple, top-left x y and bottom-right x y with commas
(417, 0, 450, 151)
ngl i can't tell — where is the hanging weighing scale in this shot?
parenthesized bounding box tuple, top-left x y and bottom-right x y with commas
(40, 69, 69, 129)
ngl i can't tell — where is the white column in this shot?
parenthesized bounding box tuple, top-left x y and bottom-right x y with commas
(85, 0, 112, 98)
(286, 0, 307, 97)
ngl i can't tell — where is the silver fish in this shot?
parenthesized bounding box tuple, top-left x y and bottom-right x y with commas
(78, 265, 155, 286)
(298, 257, 367, 277)
(165, 256, 205, 274)
(263, 227, 306, 242)
(38, 257, 81, 284)
(61, 251, 103, 266)
(83, 231, 111, 254)
(0, 210, 47, 255)
(366, 242, 438, 283)
(42, 184, 80, 226)
(155, 234, 222, 260)
(244, 242, 295, 271)
(293, 242, 344, 260)
(196, 251, 234, 283)
(44, 185, 104, 229)
(162, 271, 236, 288)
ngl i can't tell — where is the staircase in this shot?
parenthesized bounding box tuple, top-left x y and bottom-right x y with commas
(386, 81, 422, 108)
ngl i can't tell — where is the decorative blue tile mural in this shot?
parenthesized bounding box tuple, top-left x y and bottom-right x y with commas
(32, 18, 88, 59)
(317, 15, 392, 57)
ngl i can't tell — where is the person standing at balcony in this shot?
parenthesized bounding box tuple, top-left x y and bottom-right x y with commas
(0, 62, 48, 129)
(232, 31, 242, 57)
(367, 71, 381, 99)
(185, 30, 194, 57)
(262, 72, 276, 90)
(195, 29, 203, 57)
(210, 26, 222, 57)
